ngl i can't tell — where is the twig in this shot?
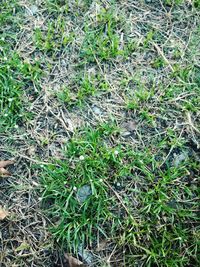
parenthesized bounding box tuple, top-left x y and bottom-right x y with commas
(152, 42, 174, 72)
(17, 154, 52, 165)
(186, 112, 200, 135)
(48, 109, 72, 135)
(0, 147, 52, 165)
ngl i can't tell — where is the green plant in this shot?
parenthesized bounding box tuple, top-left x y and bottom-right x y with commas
(56, 74, 110, 107)
(152, 57, 166, 69)
(80, 9, 125, 62)
(40, 124, 199, 266)
(164, 0, 184, 5)
(126, 83, 154, 111)
(0, 2, 43, 130)
(34, 19, 74, 54)
(40, 125, 122, 251)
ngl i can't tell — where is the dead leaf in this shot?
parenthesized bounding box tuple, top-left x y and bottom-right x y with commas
(0, 160, 14, 177)
(15, 242, 30, 252)
(0, 160, 14, 168)
(64, 253, 85, 267)
(0, 167, 11, 176)
(0, 207, 9, 220)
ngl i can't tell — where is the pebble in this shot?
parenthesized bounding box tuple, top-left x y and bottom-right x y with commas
(173, 152, 188, 167)
(76, 185, 92, 203)
(92, 106, 102, 115)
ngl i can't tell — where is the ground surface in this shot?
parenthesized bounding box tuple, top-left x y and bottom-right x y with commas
(0, 1, 200, 267)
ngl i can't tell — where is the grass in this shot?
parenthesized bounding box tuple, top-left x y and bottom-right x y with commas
(80, 7, 134, 62)
(1, 0, 200, 266)
(0, 2, 43, 131)
(0, 52, 42, 130)
(56, 74, 110, 107)
(40, 124, 199, 266)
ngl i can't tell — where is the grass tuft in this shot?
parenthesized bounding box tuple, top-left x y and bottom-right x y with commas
(40, 123, 199, 265)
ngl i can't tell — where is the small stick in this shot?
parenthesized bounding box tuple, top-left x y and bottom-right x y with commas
(186, 112, 200, 135)
(152, 42, 174, 72)
(48, 109, 72, 135)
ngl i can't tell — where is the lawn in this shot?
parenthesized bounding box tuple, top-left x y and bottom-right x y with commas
(0, 1, 199, 266)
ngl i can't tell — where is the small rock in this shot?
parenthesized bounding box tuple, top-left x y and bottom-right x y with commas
(121, 121, 137, 137)
(92, 106, 102, 115)
(173, 152, 188, 167)
(77, 185, 92, 203)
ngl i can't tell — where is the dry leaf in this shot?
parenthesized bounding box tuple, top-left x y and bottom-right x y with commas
(0, 160, 14, 168)
(64, 253, 85, 267)
(0, 160, 14, 177)
(15, 242, 30, 252)
(0, 167, 11, 176)
(0, 207, 9, 220)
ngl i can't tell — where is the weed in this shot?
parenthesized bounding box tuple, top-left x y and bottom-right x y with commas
(34, 19, 74, 54)
(80, 8, 127, 62)
(56, 74, 110, 107)
(125, 79, 154, 111)
(40, 125, 122, 251)
(151, 57, 166, 69)
(80, 28, 122, 62)
(56, 86, 74, 104)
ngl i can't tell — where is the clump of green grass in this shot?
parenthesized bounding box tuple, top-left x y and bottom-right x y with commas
(0, 2, 43, 131)
(80, 8, 129, 62)
(56, 74, 109, 107)
(0, 51, 42, 130)
(0, 58, 23, 128)
(40, 123, 199, 266)
(34, 18, 75, 54)
(126, 85, 154, 109)
(41, 124, 122, 250)
(80, 28, 123, 62)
